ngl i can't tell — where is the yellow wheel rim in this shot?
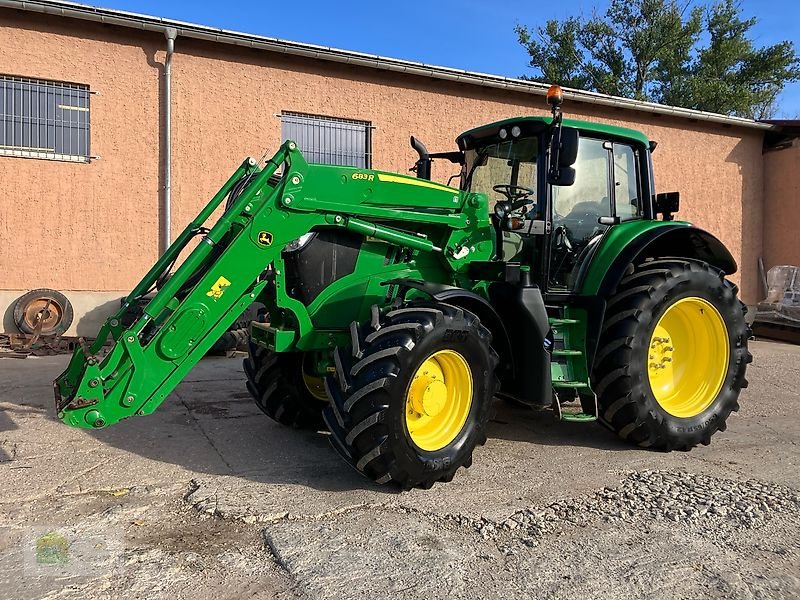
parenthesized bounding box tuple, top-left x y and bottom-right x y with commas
(301, 362, 328, 401)
(405, 350, 473, 452)
(648, 297, 729, 418)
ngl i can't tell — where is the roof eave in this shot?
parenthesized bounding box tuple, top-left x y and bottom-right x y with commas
(0, 0, 777, 133)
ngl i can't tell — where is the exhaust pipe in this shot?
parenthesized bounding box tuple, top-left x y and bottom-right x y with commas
(410, 136, 431, 180)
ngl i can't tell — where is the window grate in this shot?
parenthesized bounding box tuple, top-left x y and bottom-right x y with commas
(0, 75, 90, 162)
(281, 111, 372, 168)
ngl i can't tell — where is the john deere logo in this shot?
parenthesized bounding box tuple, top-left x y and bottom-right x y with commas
(257, 231, 273, 246)
(206, 276, 231, 301)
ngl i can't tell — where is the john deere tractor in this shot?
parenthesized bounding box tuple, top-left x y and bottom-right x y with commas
(54, 87, 751, 489)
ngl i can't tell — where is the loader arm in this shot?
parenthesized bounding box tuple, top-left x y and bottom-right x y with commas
(54, 141, 492, 429)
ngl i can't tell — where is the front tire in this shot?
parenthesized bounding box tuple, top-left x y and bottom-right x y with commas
(324, 302, 499, 489)
(593, 258, 751, 450)
(243, 342, 328, 429)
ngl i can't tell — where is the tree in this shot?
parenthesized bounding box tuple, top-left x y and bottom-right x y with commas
(516, 0, 800, 118)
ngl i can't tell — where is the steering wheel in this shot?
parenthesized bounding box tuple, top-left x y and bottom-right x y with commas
(493, 184, 534, 202)
(493, 185, 535, 224)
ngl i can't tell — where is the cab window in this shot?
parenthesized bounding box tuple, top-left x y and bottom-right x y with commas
(465, 137, 538, 198)
(613, 143, 642, 219)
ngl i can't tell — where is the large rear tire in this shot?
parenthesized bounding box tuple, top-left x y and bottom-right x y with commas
(593, 258, 751, 450)
(324, 302, 499, 489)
(243, 341, 327, 429)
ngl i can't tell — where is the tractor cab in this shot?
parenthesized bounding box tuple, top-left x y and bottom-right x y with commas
(408, 85, 658, 294)
(451, 86, 655, 295)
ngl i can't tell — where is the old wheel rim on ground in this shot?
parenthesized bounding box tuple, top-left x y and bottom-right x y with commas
(648, 296, 729, 418)
(23, 298, 64, 332)
(405, 349, 473, 451)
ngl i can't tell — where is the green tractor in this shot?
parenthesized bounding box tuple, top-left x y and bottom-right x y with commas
(54, 87, 751, 489)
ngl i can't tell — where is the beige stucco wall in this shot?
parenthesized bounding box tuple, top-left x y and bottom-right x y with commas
(763, 139, 800, 271)
(0, 9, 768, 335)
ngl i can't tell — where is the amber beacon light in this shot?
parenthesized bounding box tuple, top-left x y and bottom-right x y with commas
(546, 84, 564, 108)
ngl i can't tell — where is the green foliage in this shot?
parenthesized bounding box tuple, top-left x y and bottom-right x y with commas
(516, 0, 800, 118)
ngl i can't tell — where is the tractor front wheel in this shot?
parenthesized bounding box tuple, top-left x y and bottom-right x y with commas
(324, 302, 499, 489)
(244, 342, 328, 429)
(593, 258, 751, 450)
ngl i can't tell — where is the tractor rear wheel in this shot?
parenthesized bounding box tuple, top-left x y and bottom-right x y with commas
(243, 341, 327, 429)
(324, 302, 499, 489)
(593, 258, 751, 451)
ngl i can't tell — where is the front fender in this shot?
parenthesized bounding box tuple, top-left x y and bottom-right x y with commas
(386, 278, 514, 380)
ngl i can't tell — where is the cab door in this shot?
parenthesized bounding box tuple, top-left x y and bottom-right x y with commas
(546, 138, 644, 291)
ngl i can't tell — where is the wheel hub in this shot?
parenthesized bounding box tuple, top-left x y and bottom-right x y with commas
(405, 350, 473, 451)
(409, 373, 447, 417)
(23, 298, 64, 333)
(647, 297, 729, 418)
(648, 335, 674, 373)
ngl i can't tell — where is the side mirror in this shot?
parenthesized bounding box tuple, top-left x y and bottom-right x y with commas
(654, 191, 680, 221)
(547, 127, 579, 186)
(548, 166, 576, 186)
(557, 127, 579, 167)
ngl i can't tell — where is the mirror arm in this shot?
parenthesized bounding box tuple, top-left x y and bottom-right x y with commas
(428, 151, 464, 165)
(547, 110, 564, 183)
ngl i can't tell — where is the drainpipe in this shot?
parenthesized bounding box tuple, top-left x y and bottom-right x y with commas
(163, 27, 177, 253)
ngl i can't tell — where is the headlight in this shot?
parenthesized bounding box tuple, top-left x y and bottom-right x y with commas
(511, 125, 522, 138)
(283, 232, 316, 253)
(498, 128, 508, 140)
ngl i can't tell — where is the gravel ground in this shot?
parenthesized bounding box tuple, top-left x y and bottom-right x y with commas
(0, 340, 798, 599)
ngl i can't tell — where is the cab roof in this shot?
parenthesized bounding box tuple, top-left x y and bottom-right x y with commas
(456, 116, 651, 150)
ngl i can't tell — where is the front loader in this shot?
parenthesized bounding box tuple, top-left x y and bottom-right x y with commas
(55, 86, 751, 489)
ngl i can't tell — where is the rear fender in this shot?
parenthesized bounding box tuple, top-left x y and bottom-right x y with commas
(577, 221, 737, 369)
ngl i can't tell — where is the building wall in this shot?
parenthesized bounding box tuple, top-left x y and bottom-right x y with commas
(763, 140, 800, 273)
(0, 9, 767, 334)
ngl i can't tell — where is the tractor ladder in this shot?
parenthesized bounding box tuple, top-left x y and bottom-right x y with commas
(549, 314, 597, 422)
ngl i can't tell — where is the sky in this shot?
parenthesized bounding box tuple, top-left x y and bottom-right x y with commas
(87, 0, 800, 117)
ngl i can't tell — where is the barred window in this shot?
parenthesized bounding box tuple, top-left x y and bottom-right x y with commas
(281, 112, 372, 168)
(0, 75, 90, 162)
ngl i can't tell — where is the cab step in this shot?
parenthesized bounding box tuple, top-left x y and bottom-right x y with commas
(552, 380, 590, 389)
(548, 318, 579, 326)
(552, 349, 582, 357)
(560, 412, 598, 423)
(553, 391, 598, 423)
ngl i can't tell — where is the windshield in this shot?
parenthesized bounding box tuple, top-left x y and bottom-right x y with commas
(463, 137, 539, 198)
